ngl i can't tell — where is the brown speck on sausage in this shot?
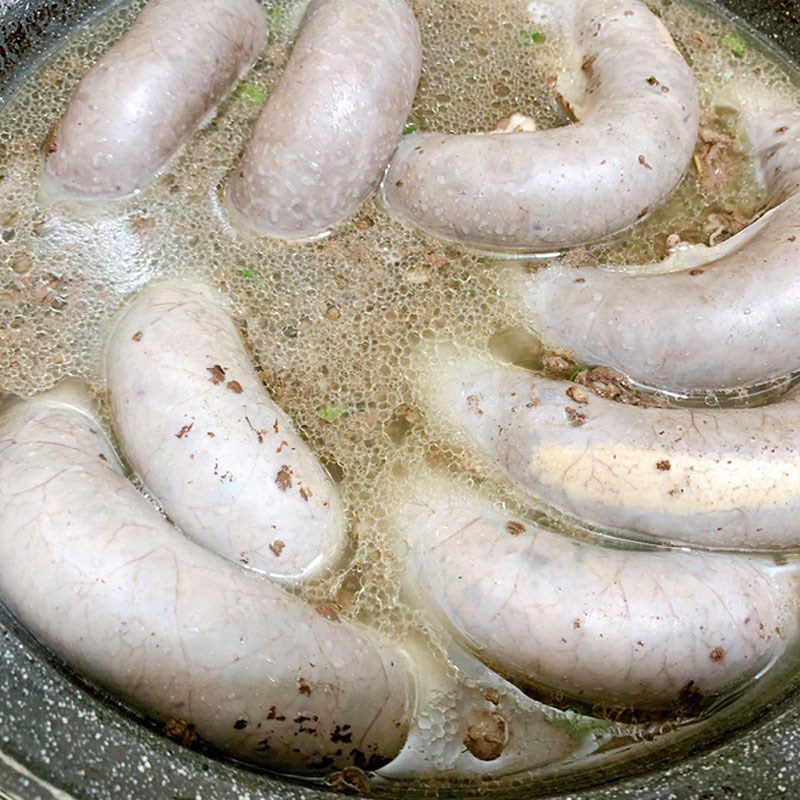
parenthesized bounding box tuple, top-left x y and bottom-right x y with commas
(299, 486, 310, 502)
(227, 380, 243, 394)
(565, 407, 587, 427)
(330, 723, 352, 743)
(656, 459, 671, 471)
(276, 465, 292, 491)
(573, 618, 581, 629)
(298, 677, 312, 696)
(175, 422, 194, 439)
(98, 453, 107, 461)
(315, 604, 340, 622)
(132, 330, 143, 342)
(690, 268, 704, 276)
(638, 155, 652, 169)
(266, 706, 286, 721)
(709, 646, 725, 662)
(506, 521, 526, 536)
(207, 364, 226, 384)
(466, 394, 484, 415)
(638, 206, 650, 219)
(269, 539, 285, 557)
(233, 719, 248, 730)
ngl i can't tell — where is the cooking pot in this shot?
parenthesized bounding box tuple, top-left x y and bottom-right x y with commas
(1, 1, 799, 797)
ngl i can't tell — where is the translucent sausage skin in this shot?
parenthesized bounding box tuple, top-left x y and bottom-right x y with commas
(43, 0, 267, 202)
(406, 487, 796, 712)
(419, 351, 800, 550)
(521, 109, 800, 393)
(227, 0, 421, 240)
(0, 387, 413, 773)
(382, 0, 699, 253)
(106, 280, 345, 583)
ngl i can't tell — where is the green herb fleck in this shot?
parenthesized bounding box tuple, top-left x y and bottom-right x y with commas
(646, 75, 659, 86)
(722, 32, 748, 57)
(546, 712, 610, 742)
(239, 267, 259, 280)
(693, 154, 704, 177)
(402, 123, 419, 135)
(317, 404, 351, 424)
(523, 30, 544, 44)
(236, 83, 267, 105)
(269, 2, 282, 29)
(568, 366, 585, 381)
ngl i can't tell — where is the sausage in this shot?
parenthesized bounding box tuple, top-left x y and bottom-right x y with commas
(0, 384, 413, 772)
(42, 0, 267, 202)
(381, 0, 698, 253)
(378, 634, 601, 779)
(519, 108, 800, 392)
(226, 0, 421, 240)
(418, 350, 800, 550)
(405, 483, 796, 712)
(106, 280, 344, 583)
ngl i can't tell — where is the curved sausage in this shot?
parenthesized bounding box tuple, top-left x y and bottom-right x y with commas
(519, 108, 800, 392)
(381, 0, 698, 253)
(106, 280, 344, 583)
(405, 484, 796, 712)
(378, 636, 599, 779)
(418, 350, 800, 550)
(42, 0, 267, 202)
(0, 385, 413, 772)
(226, 0, 421, 240)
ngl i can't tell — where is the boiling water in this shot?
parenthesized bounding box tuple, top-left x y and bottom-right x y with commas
(1, 0, 800, 793)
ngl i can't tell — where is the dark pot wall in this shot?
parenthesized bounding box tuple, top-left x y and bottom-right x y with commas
(0, 1, 798, 799)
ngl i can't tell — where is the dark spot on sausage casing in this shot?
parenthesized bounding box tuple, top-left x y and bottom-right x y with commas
(269, 539, 285, 557)
(176, 422, 194, 439)
(656, 459, 671, 471)
(266, 706, 286, 721)
(276, 465, 292, 491)
(227, 380, 243, 393)
(709, 646, 725, 661)
(506, 521, 526, 536)
(233, 719, 248, 730)
(565, 407, 587, 427)
(208, 364, 226, 384)
(298, 677, 312, 696)
(132, 330, 143, 342)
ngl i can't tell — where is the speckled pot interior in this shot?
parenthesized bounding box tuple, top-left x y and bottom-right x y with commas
(1, 1, 800, 798)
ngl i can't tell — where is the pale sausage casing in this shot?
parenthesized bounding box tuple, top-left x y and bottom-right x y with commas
(227, 0, 421, 239)
(43, 0, 267, 202)
(382, 0, 699, 252)
(405, 484, 795, 711)
(0, 386, 412, 773)
(106, 280, 345, 582)
(418, 349, 800, 550)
